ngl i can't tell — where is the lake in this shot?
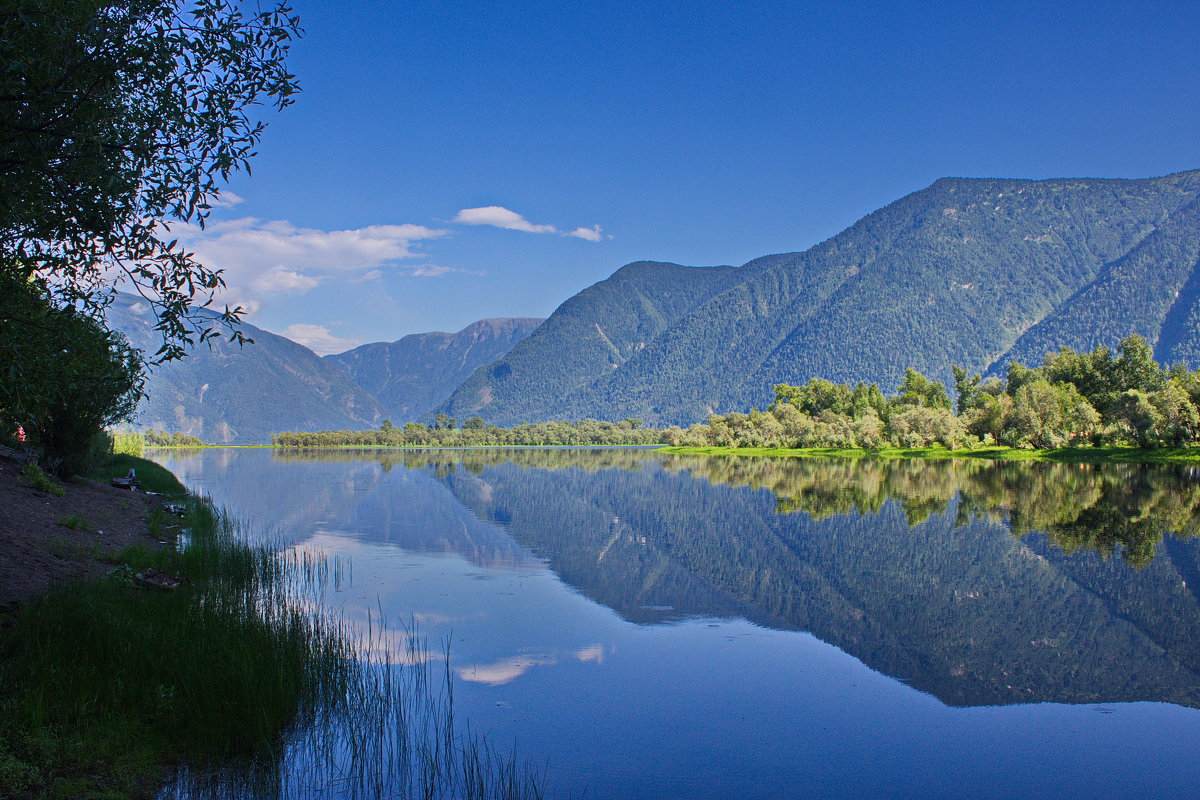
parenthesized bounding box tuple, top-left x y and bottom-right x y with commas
(150, 447, 1200, 799)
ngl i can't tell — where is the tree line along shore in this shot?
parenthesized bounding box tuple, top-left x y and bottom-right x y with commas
(269, 335, 1200, 461)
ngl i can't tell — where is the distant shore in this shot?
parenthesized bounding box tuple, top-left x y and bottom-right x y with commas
(656, 444, 1200, 464)
(145, 442, 1200, 464)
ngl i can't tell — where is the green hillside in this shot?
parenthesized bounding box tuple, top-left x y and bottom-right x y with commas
(325, 317, 543, 421)
(436, 260, 743, 422)
(1000, 196, 1200, 369)
(435, 170, 1200, 425)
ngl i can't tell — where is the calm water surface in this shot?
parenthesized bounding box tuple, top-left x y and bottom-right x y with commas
(150, 447, 1200, 799)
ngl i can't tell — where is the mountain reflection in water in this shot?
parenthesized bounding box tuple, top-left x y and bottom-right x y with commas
(171, 447, 1200, 710)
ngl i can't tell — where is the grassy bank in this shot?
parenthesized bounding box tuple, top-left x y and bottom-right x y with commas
(0, 456, 543, 800)
(0, 494, 347, 799)
(657, 444, 1200, 464)
(92, 452, 188, 495)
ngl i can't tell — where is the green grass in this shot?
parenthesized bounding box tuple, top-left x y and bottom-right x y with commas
(91, 453, 187, 495)
(0, 499, 350, 799)
(56, 513, 89, 531)
(657, 444, 1200, 464)
(19, 462, 65, 496)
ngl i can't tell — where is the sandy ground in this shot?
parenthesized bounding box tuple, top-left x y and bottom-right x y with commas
(0, 447, 164, 623)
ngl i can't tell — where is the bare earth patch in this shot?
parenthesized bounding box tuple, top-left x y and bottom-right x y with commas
(0, 449, 163, 619)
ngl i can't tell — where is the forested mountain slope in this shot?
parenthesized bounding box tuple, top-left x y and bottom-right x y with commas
(326, 317, 543, 421)
(434, 261, 743, 424)
(436, 170, 1200, 426)
(109, 295, 384, 443)
(998, 196, 1200, 369)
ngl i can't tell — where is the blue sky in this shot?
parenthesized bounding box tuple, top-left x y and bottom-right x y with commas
(193, 0, 1200, 354)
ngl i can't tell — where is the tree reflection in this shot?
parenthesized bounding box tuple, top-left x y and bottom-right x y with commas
(662, 456, 1200, 567)
(270, 447, 1200, 566)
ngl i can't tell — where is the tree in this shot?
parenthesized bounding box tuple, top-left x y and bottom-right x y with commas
(1114, 334, 1165, 395)
(1, 1, 301, 360)
(894, 368, 951, 410)
(1150, 381, 1200, 446)
(1, 273, 143, 474)
(1111, 390, 1161, 448)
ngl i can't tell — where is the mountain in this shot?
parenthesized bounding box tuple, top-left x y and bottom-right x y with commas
(432, 260, 745, 424)
(108, 295, 384, 443)
(998, 195, 1200, 368)
(435, 170, 1200, 426)
(325, 317, 543, 421)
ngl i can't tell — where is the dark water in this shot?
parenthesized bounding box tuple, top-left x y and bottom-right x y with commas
(150, 447, 1200, 799)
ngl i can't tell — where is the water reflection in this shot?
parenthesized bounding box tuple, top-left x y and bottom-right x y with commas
(161, 447, 1200, 711)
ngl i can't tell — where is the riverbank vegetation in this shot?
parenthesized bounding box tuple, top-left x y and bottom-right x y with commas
(274, 335, 1200, 464)
(662, 335, 1200, 457)
(273, 415, 665, 448)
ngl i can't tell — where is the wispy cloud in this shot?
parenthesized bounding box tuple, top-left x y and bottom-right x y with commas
(407, 264, 484, 278)
(453, 206, 606, 241)
(210, 190, 246, 209)
(276, 323, 360, 356)
(168, 217, 449, 314)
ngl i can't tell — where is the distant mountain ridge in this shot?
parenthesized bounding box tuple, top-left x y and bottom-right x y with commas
(110, 300, 543, 442)
(325, 317, 544, 421)
(435, 169, 1200, 426)
(109, 295, 385, 443)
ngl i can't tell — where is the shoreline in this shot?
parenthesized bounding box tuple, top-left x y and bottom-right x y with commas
(151, 442, 1200, 464)
(656, 444, 1200, 464)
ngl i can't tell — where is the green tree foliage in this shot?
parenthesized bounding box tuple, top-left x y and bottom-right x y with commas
(273, 418, 668, 448)
(1, 275, 143, 474)
(0, 0, 301, 359)
(894, 368, 952, 410)
(143, 429, 204, 447)
(660, 335, 1200, 452)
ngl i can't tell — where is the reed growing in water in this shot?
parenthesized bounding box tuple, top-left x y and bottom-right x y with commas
(0, 497, 543, 799)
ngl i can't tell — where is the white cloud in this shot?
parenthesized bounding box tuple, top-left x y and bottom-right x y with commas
(211, 190, 245, 208)
(166, 217, 449, 314)
(453, 206, 604, 241)
(252, 268, 319, 294)
(454, 206, 557, 234)
(277, 323, 361, 356)
(406, 264, 486, 278)
(568, 225, 604, 242)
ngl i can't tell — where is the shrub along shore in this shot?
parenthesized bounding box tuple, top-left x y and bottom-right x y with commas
(658, 444, 1200, 463)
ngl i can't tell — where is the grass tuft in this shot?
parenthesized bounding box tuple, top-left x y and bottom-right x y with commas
(57, 513, 90, 531)
(19, 462, 65, 496)
(92, 453, 188, 495)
